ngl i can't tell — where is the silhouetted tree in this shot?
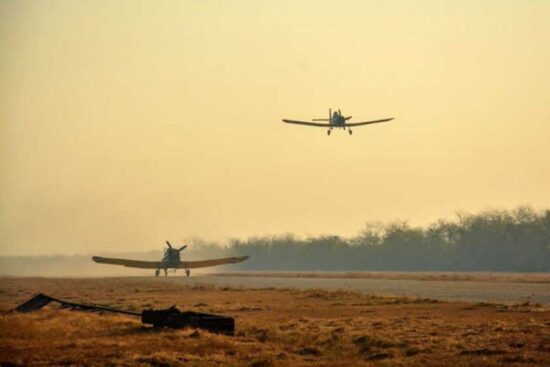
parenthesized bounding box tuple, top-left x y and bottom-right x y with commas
(218, 207, 550, 272)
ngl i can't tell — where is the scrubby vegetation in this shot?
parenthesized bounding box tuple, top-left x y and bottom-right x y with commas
(223, 207, 549, 272)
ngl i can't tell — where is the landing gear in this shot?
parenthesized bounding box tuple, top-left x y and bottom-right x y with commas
(155, 269, 160, 277)
(164, 268, 168, 277)
(185, 269, 191, 277)
(349, 129, 353, 135)
(327, 129, 331, 135)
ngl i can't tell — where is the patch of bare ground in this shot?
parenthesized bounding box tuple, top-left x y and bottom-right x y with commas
(0, 277, 548, 366)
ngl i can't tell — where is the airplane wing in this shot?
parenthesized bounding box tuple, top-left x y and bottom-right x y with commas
(177, 256, 250, 269)
(92, 256, 163, 269)
(282, 119, 330, 127)
(346, 118, 394, 127)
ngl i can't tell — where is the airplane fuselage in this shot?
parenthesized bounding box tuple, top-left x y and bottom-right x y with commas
(317, 109, 352, 131)
(330, 113, 347, 127)
(161, 248, 181, 268)
(325, 110, 353, 134)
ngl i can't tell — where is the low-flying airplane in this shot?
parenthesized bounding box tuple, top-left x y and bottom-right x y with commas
(92, 241, 249, 277)
(283, 109, 393, 135)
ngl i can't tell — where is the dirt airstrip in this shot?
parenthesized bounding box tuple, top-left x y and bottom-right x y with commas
(0, 277, 549, 366)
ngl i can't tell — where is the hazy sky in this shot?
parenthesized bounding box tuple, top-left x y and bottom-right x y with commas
(1, 0, 549, 255)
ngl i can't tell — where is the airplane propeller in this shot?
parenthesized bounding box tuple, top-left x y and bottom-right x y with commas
(166, 241, 187, 252)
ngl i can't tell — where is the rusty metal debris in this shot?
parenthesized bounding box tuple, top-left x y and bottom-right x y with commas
(141, 306, 234, 334)
(15, 293, 140, 315)
(15, 293, 57, 313)
(14, 293, 235, 335)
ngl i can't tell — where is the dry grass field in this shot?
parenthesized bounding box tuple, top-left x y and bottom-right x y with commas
(0, 277, 549, 366)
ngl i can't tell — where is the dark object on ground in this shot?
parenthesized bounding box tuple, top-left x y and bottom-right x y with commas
(15, 293, 58, 313)
(15, 293, 140, 315)
(142, 305, 234, 334)
(13, 293, 234, 335)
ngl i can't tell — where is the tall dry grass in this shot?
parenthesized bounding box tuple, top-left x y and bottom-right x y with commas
(0, 277, 548, 366)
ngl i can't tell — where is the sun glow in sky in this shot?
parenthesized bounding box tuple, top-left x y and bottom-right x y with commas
(1, 0, 549, 255)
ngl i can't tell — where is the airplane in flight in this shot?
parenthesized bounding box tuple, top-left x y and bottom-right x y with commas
(283, 109, 393, 135)
(92, 241, 249, 277)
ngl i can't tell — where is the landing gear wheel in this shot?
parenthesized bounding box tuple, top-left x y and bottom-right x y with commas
(155, 269, 160, 277)
(349, 129, 353, 135)
(185, 269, 191, 277)
(164, 269, 168, 277)
(327, 129, 331, 135)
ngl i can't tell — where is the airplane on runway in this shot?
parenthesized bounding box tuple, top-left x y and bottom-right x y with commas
(283, 109, 393, 135)
(92, 241, 249, 277)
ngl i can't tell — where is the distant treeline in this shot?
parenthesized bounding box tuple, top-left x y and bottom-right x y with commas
(221, 207, 549, 272)
(1, 207, 548, 276)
